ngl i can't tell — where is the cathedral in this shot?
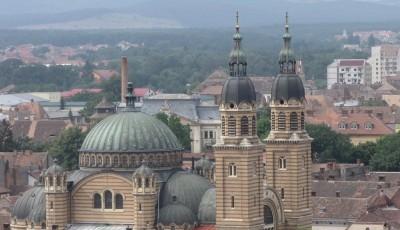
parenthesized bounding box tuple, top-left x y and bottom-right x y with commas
(10, 12, 312, 230)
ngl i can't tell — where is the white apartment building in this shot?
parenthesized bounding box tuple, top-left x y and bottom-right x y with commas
(327, 59, 372, 89)
(368, 45, 400, 84)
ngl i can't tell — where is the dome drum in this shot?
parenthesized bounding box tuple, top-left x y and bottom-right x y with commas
(78, 151, 182, 170)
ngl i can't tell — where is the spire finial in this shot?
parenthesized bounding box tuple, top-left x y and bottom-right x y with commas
(236, 10, 240, 32)
(286, 12, 288, 25)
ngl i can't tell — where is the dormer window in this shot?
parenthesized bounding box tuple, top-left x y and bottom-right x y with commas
(364, 122, 374, 130)
(338, 122, 347, 129)
(350, 122, 358, 130)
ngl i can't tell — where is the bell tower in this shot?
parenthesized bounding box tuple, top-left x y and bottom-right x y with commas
(264, 13, 313, 230)
(214, 11, 264, 230)
(44, 160, 69, 230)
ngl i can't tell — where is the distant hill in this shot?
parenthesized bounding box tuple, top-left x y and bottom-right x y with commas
(2, 0, 400, 29)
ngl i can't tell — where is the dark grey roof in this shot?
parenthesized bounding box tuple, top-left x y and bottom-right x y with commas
(12, 186, 46, 223)
(160, 171, 212, 215)
(141, 98, 199, 122)
(198, 188, 216, 224)
(44, 163, 64, 176)
(221, 77, 256, 105)
(133, 164, 153, 177)
(159, 203, 196, 225)
(271, 74, 305, 101)
(197, 106, 219, 121)
(80, 112, 182, 153)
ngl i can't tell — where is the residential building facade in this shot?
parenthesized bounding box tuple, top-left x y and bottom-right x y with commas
(368, 45, 400, 84)
(327, 59, 371, 89)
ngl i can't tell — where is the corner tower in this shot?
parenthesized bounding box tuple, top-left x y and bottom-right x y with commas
(44, 160, 69, 230)
(214, 11, 264, 230)
(265, 13, 313, 230)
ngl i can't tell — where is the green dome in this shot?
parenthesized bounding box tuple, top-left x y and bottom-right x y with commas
(81, 112, 182, 153)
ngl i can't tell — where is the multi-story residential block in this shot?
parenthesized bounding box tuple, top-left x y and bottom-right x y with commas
(327, 59, 371, 89)
(368, 45, 400, 84)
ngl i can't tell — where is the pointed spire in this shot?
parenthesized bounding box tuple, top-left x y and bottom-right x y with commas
(229, 10, 247, 77)
(279, 12, 296, 74)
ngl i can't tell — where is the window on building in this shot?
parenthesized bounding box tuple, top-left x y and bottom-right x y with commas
(93, 193, 101, 209)
(49, 177, 53, 186)
(85, 155, 89, 166)
(113, 156, 119, 167)
(228, 116, 236, 136)
(365, 122, 374, 130)
(50, 201, 54, 210)
(271, 112, 275, 130)
(240, 116, 249, 135)
(41, 223, 46, 230)
(105, 156, 111, 167)
(209, 131, 214, 139)
(97, 156, 103, 166)
(104, 190, 112, 209)
(130, 157, 136, 168)
(138, 203, 142, 211)
(350, 122, 358, 129)
(228, 163, 237, 177)
(221, 116, 226, 136)
(137, 178, 142, 188)
(204, 131, 208, 139)
(279, 157, 287, 169)
(278, 112, 286, 131)
(290, 112, 298, 131)
(145, 178, 150, 188)
(88, 155, 94, 166)
(252, 116, 256, 136)
(56, 176, 61, 186)
(121, 156, 128, 167)
(281, 188, 285, 200)
(115, 194, 123, 209)
(231, 196, 235, 208)
(301, 112, 305, 130)
(338, 122, 347, 129)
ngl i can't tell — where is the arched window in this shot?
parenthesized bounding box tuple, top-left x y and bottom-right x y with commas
(85, 155, 89, 166)
(104, 190, 112, 209)
(145, 178, 150, 188)
(301, 112, 305, 130)
(221, 116, 226, 136)
(231, 196, 235, 208)
(90, 155, 95, 166)
(97, 156, 103, 166)
(252, 116, 256, 136)
(279, 157, 287, 169)
(240, 116, 249, 135)
(121, 156, 128, 167)
(93, 193, 101, 209)
(105, 156, 111, 167)
(113, 156, 119, 167)
(137, 178, 142, 188)
(228, 116, 236, 136)
(49, 177, 53, 186)
(278, 112, 286, 131)
(115, 194, 123, 209)
(56, 176, 61, 186)
(271, 112, 276, 130)
(290, 112, 298, 131)
(228, 163, 237, 177)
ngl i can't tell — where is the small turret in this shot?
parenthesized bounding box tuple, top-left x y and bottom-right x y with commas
(132, 162, 157, 229)
(44, 159, 70, 230)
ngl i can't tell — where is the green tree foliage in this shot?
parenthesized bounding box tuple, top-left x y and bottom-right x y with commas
(257, 107, 271, 140)
(0, 119, 14, 151)
(306, 124, 354, 163)
(155, 113, 191, 150)
(367, 35, 376, 47)
(351, 141, 377, 165)
(369, 133, 400, 171)
(48, 127, 87, 170)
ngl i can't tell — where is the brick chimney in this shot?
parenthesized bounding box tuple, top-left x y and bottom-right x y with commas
(121, 57, 128, 103)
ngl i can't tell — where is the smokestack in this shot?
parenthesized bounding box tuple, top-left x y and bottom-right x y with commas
(121, 57, 128, 103)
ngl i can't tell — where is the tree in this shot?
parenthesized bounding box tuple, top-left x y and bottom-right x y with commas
(0, 119, 14, 151)
(351, 141, 377, 165)
(257, 107, 271, 140)
(367, 35, 376, 47)
(155, 113, 191, 150)
(306, 124, 354, 163)
(369, 133, 400, 171)
(47, 127, 86, 170)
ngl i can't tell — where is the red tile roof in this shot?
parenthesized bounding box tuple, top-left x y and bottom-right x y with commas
(339, 59, 365, 66)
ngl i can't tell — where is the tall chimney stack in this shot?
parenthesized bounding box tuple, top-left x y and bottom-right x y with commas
(121, 57, 128, 103)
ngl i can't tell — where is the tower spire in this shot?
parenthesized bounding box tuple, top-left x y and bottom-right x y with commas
(229, 10, 247, 77)
(279, 12, 296, 74)
(125, 82, 137, 110)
